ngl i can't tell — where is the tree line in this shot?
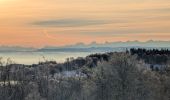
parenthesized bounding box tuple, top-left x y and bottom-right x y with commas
(0, 51, 170, 100)
(130, 48, 170, 64)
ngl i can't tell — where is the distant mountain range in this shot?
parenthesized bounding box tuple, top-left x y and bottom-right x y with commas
(59, 40, 170, 48)
(0, 40, 170, 52)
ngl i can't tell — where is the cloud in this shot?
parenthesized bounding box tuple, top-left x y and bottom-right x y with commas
(31, 18, 112, 27)
(131, 7, 170, 13)
(79, 27, 170, 36)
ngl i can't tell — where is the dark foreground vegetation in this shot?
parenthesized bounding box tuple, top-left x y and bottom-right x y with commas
(0, 49, 170, 100)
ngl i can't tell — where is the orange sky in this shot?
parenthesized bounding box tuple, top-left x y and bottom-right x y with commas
(0, 0, 170, 48)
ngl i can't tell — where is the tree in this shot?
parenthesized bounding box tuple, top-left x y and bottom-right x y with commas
(93, 53, 152, 100)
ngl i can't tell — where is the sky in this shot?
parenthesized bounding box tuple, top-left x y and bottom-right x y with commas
(0, 0, 170, 48)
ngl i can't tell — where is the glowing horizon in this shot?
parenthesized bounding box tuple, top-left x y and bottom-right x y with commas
(0, 0, 170, 48)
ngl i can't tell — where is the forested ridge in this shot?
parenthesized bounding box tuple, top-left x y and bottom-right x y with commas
(0, 49, 170, 100)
